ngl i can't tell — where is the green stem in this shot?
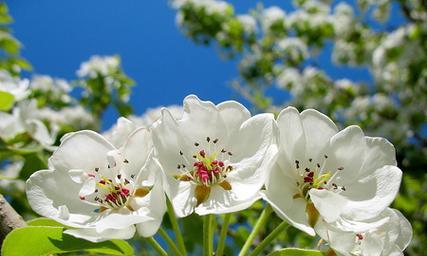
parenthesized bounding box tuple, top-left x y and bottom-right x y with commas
(166, 199, 187, 255)
(216, 213, 232, 256)
(146, 237, 168, 256)
(159, 228, 183, 256)
(203, 214, 215, 256)
(239, 204, 273, 256)
(249, 221, 288, 256)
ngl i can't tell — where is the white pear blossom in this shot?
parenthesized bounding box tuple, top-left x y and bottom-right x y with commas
(317, 208, 412, 256)
(26, 128, 166, 242)
(261, 6, 286, 31)
(0, 100, 57, 148)
(77, 55, 120, 78)
(276, 37, 309, 61)
(35, 105, 95, 128)
(237, 15, 257, 34)
(0, 161, 25, 192)
(262, 107, 402, 236)
(30, 75, 72, 103)
(152, 95, 278, 217)
(0, 70, 30, 101)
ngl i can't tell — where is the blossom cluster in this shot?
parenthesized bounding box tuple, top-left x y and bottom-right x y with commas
(26, 95, 411, 255)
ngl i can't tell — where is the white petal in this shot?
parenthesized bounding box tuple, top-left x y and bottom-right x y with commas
(26, 169, 96, 227)
(121, 128, 153, 179)
(152, 109, 192, 176)
(64, 225, 136, 243)
(264, 192, 315, 236)
(163, 176, 196, 218)
(0, 111, 25, 140)
(276, 107, 306, 170)
(135, 182, 166, 237)
(325, 125, 366, 184)
(195, 186, 260, 215)
(217, 100, 251, 137)
(179, 95, 227, 145)
(392, 209, 412, 251)
(26, 119, 56, 146)
(309, 189, 347, 223)
(300, 109, 338, 159)
(79, 177, 96, 197)
(94, 212, 153, 232)
(359, 137, 396, 176)
(341, 165, 402, 221)
(106, 117, 136, 148)
(48, 130, 115, 174)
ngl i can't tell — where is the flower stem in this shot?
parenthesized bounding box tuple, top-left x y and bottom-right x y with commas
(166, 199, 187, 255)
(239, 204, 273, 256)
(203, 214, 215, 256)
(159, 228, 183, 256)
(216, 213, 232, 256)
(146, 237, 168, 256)
(249, 221, 288, 256)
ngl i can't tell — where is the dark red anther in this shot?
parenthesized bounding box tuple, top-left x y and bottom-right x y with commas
(99, 180, 106, 185)
(307, 171, 314, 177)
(304, 177, 313, 183)
(218, 161, 224, 167)
(121, 188, 130, 196)
(356, 234, 363, 240)
(79, 196, 85, 200)
(199, 150, 206, 158)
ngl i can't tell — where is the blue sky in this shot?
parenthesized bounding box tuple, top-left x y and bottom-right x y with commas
(6, 0, 405, 129)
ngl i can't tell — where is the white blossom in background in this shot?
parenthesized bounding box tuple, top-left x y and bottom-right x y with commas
(277, 68, 303, 91)
(0, 161, 25, 193)
(237, 14, 257, 34)
(0, 70, 30, 101)
(333, 2, 354, 37)
(261, 6, 286, 31)
(372, 25, 424, 88)
(103, 105, 183, 148)
(30, 75, 72, 103)
(172, 0, 231, 15)
(276, 37, 309, 62)
(0, 100, 57, 148)
(152, 95, 278, 217)
(262, 107, 402, 236)
(77, 55, 120, 78)
(35, 105, 95, 128)
(26, 129, 166, 242)
(317, 208, 412, 256)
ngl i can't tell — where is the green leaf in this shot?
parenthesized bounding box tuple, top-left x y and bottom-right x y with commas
(1, 226, 134, 256)
(0, 90, 14, 111)
(268, 248, 324, 256)
(27, 217, 66, 227)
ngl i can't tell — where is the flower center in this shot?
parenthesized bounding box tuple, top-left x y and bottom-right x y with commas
(77, 150, 150, 213)
(174, 137, 234, 206)
(293, 155, 346, 200)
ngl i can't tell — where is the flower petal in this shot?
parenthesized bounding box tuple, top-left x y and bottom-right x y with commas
(341, 165, 402, 221)
(300, 109, 338, 159)
(217, 100, 251, 138)
(121, 128, 153, 179)
(262, 163, 315, 236)
(195, 186, 260, 215)
(326, 126, 366, 183)
(105, 117, 136, 148)
(276, 107, 306, 171)
(64, 225, 136, 243)
(48, 130, 115, 175)
(26, 169, 96, 227)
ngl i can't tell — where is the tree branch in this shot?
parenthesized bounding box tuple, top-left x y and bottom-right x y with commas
(0, 194, 26, 246)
